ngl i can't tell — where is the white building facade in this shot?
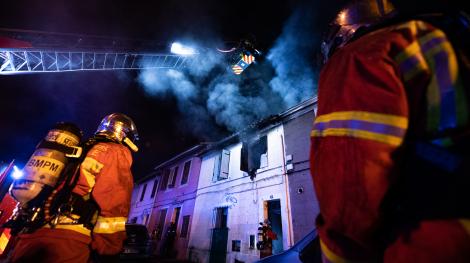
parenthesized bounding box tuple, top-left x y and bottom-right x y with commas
(188, 98, 318, 263)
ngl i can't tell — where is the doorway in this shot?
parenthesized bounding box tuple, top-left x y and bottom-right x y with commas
(267, 199, 283, 254)
(209, 207, 228, 263)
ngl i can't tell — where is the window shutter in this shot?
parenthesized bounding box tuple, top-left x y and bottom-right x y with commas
(139, 183, 147, 201)
(219, 149, 230, 179)
(151, 179, 159, 197)
(160, 169, 170, 191)
(213, 153, 221, 182)
(168, 166, 178, 188)
(181, 161, 191, 185)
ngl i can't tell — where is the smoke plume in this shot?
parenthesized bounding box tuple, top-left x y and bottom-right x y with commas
(137, 6, 318, 140)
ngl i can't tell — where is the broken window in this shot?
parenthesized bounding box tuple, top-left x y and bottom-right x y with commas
(240, 135, 267, 179)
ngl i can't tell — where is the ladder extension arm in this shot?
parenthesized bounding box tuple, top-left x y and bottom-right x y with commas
(0, 49, 193, 75)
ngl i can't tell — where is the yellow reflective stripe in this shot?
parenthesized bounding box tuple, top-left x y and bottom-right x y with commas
(311, 128, 404, 146)
(402, 46, 428, 82)
(320, 239, 369, 263)
(43, 224, 91, 236)
(314, 111, 408, 129)
(395, 41, 421, 65)
(80, 157, 104, 191)
(420, 30, 457, 99)
(312, 111, 407, 146)
(395, 39, 428, 81)
(0, 230, 11, 253)
(93, 216, 127, 234)
(459, 219, 470, 237)
(420, 28, 446, 46)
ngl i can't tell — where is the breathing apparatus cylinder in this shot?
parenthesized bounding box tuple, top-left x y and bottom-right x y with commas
(9, 122, 82, 205)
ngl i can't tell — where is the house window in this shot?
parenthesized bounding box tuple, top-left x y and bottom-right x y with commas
(180, 215, 191, 238)
(159, 169, 170, 191)
(240, 135, 267, 179)
(213, 149, 230, 182)
(249, 235, 255, 249)
(168, 166, 179, 188)
(260, 153, 268, 168)
(171, 207, 181, 234)
(143, 213, 150, 225)
(214, 207, 228, 228)
(180, 161, 191, 185)
(232, 240, 241, 252)
(151, 178, 159, 198)
(156, 208, 167, 240)
(139, 183, 147, 202)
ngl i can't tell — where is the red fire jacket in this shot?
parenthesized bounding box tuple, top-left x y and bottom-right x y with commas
(311, 20, 470, 263)
(11, 142, 133, 262)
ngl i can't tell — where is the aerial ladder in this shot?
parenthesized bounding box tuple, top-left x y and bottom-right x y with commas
(0, 28, 260, 255)
(0, 28, 259, 75)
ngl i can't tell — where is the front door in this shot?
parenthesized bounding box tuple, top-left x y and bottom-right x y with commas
(209, 207, 228, 263)
(268, 199, 283, 254)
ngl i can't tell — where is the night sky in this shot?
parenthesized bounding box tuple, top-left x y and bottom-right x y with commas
(0, 0, 338, 179)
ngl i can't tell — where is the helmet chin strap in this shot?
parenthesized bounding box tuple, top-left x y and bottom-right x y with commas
(123, 137, 139, 152)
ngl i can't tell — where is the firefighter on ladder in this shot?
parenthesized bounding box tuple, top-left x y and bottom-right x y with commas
(8, 113, 138, 262)
(311, 0, 470, 262)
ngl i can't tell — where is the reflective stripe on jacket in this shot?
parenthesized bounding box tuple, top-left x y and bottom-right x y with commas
(311, 20, 470, 263)
(72, 142, 134, 255)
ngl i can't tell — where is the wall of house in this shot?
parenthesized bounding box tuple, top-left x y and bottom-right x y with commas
(128, 177, 157, 225)
(188, 126, 292, 263)
(149, 156, 202, 260)
(283, 108, 320, 243)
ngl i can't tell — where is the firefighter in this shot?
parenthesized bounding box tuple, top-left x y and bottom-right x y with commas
(310, 1, 470, 262)
(9, 113, 138, 263)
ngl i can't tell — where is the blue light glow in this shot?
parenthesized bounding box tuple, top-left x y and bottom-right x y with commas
(170, 42, 196, 55)
(12, 165, 24, 179)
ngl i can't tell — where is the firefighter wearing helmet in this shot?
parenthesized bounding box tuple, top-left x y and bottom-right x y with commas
(311, 0, 470, 262)
(10, 113, 138, 263)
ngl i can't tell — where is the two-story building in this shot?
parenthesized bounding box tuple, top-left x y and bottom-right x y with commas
(187, 98, 318, 263)
(128, 144, 206, 259)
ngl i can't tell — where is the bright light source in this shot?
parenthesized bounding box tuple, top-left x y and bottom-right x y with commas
(12, 165, 24, 179)
(171, 42, 196, 55)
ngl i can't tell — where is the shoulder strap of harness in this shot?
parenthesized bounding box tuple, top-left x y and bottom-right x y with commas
(46, 136, 114, 229)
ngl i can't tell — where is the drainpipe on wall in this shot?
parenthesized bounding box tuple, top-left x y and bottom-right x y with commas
(280, 134, 294, 247)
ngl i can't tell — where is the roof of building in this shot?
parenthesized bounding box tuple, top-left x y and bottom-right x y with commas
(135, 96, 317, 184)
(136, 143, 208, 184)
(200, 96, 317, 154)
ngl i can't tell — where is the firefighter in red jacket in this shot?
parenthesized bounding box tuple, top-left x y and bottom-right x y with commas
(10, 113, 138, 262)
(311, 1, 470, 262)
